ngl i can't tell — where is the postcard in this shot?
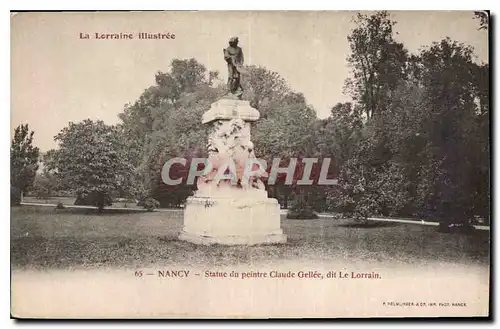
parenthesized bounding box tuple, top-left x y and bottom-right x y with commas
(10, 10, 490, 318)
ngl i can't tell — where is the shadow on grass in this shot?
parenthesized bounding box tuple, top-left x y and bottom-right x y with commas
(53, 207, 148, 216)
(338, 221, 401, 229)
(157, 236, 297, 249)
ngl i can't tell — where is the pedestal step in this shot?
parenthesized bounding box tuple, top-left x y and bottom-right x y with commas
(179, 230, 287, 245)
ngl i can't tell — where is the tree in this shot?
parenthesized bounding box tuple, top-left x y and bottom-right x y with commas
(32, 173, 55, 199)
(336, 35, 489, 225)
(119, 58, 224, 206)
(241, 65, 290, 117)
(11, 124, 39, 205)
(253, 100, 319, 211)
(52, 120, 131, 211)
(241, 66, 342, 212)
(473, 11, 489, 30)
(332, 11, 412, 221)
(332, 117, 411, 220)
(411, 38, 489, 226)
(317, 102, 363, 168)
(32, 150, 68, 198)
(345, 11, 409, 119)
(318, 102, 363, 212)
(118, 58, 220, 169)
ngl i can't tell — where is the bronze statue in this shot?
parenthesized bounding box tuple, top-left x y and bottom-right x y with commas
(223, 37, 244, 99)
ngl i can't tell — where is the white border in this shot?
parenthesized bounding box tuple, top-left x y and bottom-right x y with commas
(3, 0, 497, 10)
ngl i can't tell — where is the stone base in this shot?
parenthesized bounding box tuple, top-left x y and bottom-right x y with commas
(179, 194, 287, 245)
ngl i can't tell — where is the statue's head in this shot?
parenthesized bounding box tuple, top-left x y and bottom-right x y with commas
(229, 36, 239, 47)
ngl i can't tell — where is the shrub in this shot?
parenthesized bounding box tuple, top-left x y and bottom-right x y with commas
(35, 191, 51, 200)
(142, 197, 160, 212)
(74, 192, 112, 210)
(33, 174, 55, 200)
(286, 199, 318, 220)
(56, 202, 65, 209)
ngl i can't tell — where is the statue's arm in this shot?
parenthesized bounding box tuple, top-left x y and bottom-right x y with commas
(223, 48, 232, 63)
(239, 48, 244, 65)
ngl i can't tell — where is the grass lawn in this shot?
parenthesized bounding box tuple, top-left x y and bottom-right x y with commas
(11, 206, 490, 270)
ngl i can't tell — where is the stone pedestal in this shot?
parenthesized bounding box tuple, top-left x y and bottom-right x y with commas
(179, 98, 287, 245)
(180, 191, 286, 245)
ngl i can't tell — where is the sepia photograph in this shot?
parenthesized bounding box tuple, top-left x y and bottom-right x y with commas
(10, 10, 490, 318)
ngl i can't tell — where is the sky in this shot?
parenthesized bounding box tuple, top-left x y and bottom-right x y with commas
(11, 11, 488, 151)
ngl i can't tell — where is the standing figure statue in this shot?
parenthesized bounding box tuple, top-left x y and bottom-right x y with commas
(223, 36, 244, 99)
